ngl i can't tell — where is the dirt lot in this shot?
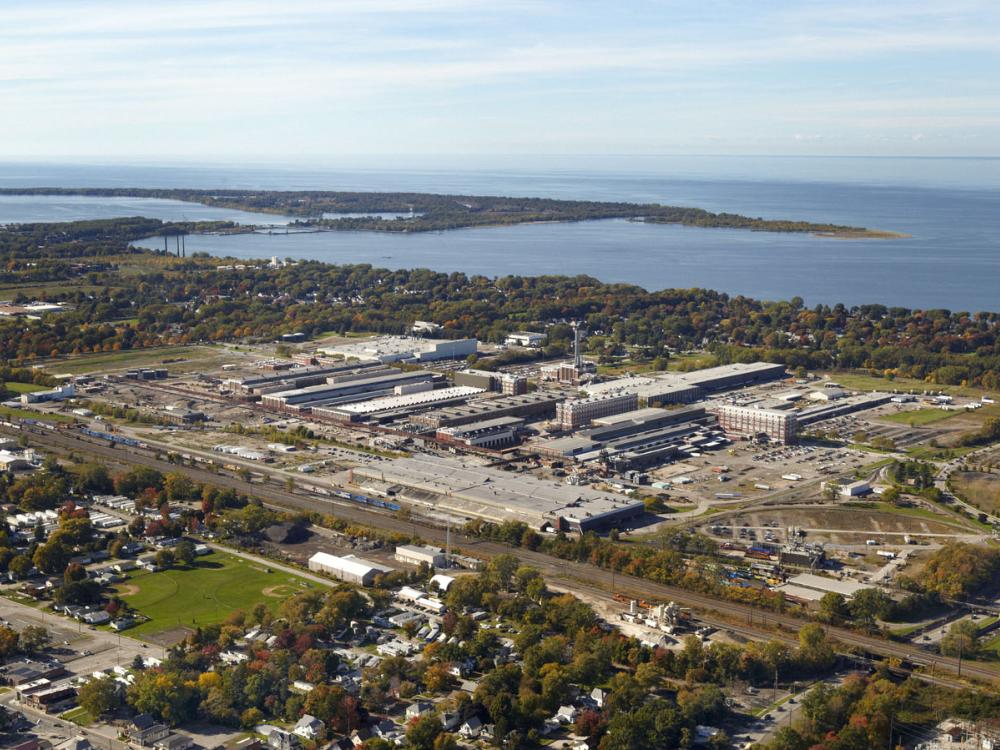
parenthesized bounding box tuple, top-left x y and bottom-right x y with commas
(703, 504, 972, 546)
(951, 470, 1000, 515)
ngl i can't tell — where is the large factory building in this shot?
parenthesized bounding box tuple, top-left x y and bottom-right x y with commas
(715, 404, 797, 444)
(317, 336, 478, 364)
(260, 370, 441, 412)
(411, 392, 563, 429)
(556, 392, 638, 430)
(350, 455, 644, 533)
(582, 362, 787, 406)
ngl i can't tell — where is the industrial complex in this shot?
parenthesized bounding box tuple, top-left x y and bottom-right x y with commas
(349, 454, 646, 532)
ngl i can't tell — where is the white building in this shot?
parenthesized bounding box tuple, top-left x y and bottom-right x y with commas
(394, 544, 447, 568)
(21, 384, 75, 405)
(825, 479, 871, 497)
(307, 552, 392, 586)
(505, 331, 546, 348)
(292, 715, 326, 741)
(318, 336, 477, 364)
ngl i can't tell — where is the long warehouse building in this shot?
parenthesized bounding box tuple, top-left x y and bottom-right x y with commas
(313, 385, 485, 423)
(260, 370, 441, 412)
(582, 362, 787, 406)
(350, 454, 644, 532)
(411, 391, 564, 429)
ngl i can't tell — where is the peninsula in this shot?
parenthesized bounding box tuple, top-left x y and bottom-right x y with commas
(0, 187, 902, 238)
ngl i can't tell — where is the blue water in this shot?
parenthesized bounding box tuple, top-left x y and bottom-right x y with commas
(1, 157, 998, 312)
(0, 194, 297, 226)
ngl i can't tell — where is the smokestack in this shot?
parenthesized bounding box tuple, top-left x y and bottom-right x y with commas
(573, 324, 581, 370)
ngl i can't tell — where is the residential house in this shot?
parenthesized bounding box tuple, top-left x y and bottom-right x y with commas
(458, 717, 483, 739)
(82, 611, 111, 626)
(292, 715, 325, 741)
(555, 705, 578, 724)
(405, 702, 433, 721)
(348, 729, 371, 748)
(154, 735, 193, 750)
(266, 729, 300, 750)
(589, 687, 608, 708)
(127, 714, 170, 747)
(372, 719, 401, 741)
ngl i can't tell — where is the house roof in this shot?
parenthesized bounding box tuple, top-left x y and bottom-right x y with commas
(132, 714, 158, 730)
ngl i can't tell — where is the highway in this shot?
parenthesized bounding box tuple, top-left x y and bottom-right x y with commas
(10, 422, 1000, 687)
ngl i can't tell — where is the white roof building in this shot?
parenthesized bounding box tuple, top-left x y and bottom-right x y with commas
(307, 552, 392, 586)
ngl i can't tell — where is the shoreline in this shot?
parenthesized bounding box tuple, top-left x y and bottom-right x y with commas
(0, 187, 901, 240)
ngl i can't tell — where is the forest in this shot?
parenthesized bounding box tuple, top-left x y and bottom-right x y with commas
(0, 187, 884, 236)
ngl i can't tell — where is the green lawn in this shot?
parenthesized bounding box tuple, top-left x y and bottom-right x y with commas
(980, 633, 1000, 661)
(2, 382, 48, 394)
(880, 408, 960, 426)
(906, 445, 978, 461)
(43, 345, 231, 376)
(0, 406, 76, 423)
(824, 371, 998, 400)
(115, 551, 317, 639)
(61, 706, 95, 726)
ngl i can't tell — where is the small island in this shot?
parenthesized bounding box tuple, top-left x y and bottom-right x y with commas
(0, 187, 904, 238)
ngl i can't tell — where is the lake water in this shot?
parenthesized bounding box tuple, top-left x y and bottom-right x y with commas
(0, 194, 297, 226)
(1, 157, 998, 312)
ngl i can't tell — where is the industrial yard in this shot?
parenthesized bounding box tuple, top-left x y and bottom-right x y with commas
(9, 331, 998, 636)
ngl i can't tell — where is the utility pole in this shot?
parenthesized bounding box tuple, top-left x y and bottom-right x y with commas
(445, 514, 452, 565)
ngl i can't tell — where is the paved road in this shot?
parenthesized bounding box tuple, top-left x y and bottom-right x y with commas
(12, 423, 1000, 687)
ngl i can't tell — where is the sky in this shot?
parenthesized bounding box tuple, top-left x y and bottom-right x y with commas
(2, 0, 999, 160)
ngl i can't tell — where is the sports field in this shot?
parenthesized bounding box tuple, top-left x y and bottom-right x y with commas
(114, 551, 316, 640)
(880, 408, 960, 426)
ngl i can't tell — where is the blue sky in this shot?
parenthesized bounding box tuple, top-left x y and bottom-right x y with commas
(3, 0, 998, 159)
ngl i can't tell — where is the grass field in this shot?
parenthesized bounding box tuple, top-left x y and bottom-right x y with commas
(115, 551, 317, 639)
(0, 405, 75, 423)
(906, 444, 977, 461)
(2, 382, 47, 394)
(951, 471, 1000, 515)
(822, 371, 1000, 401)
(45, 345, 228, 375)
(880, 408, 961, 426)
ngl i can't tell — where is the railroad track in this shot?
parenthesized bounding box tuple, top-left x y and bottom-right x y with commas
(10, 423, 999, 687)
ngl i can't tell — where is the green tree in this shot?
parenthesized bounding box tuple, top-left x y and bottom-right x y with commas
(163, 473, 196, 503)
(797, 624, 835, 671)
(155, 549, 175, 568)
(174, 540, 196, 567)
(406, 713, 443, 750)
(33, 539, 71, 575)
(114, 466, 164, 496)
(848, 588, 892, 631)
(0, 627, 19, 657)
(18, 625, 50, 653)
(74, 463, 114, 494)
(78, 675, 123, 717)
(818, 592, 850, 625)
(8, 554, 32, 579)
(127, 670, 199, 726)
(941, 619, 980, 659)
